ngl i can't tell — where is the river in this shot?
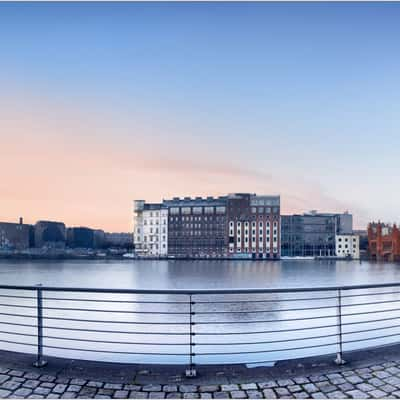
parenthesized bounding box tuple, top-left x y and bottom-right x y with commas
(1, 259, 400, 366)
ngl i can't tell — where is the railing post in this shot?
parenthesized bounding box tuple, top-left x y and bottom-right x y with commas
(334, 288, 345, 365)
(186, 294, 196, 377)
(33, 284, 47, 367)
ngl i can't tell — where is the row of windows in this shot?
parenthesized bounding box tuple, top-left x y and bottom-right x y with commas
(170, 206, 226, 215)
(142, 243, 167, 250)
(250, 207, 279, 214)
(229, 221, 278, 228)
(143, 235, 167, 242)
(230, 228, 278, 236)
(170, 216, 225, 222)
(337, 237, 357, 242)
(143, 219, 167, 226)
(230, 248, 279, 253)
(337, 244, 357, 249)
(236, 237, 278, 243)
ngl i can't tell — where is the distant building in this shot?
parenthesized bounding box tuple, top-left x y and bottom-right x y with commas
(67, 227, 95, 249)
(353, 229, 368, 253)
(34, 221, 66, 249)
(164, 196, 227, 258)
(281, 211, 353, 258)
(134, 201, 168, 257)
(226, 194, 281, 259)
(93, 229, 106, 249)
(335, 234, 360, 259)
(133, 193, 280, 259)
(104, 232, 132, 249)
(368, 222, 400, 262)
(0, 218, 32, 250)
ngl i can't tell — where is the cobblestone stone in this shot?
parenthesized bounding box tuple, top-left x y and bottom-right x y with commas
(143, 385, 162, 392)
(183, 393, 199, 399)
(212, 392, 229, 399)
(0, 388, 11, 398)
(260, 389, 276, 398)
(5, 359, 400, 398)
(179, 385, 197, 393)
(245, 390, 263, 398)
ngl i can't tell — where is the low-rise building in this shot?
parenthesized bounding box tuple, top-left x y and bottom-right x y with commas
(281, 211, 353, 258)
(67, 227, 96, 249)
(0, 218, 32, 250)
(368, 222, 400, 262)
(104, 232, 133, 249)
(34, 221, 66, 249)
(335, 234, 360, 259)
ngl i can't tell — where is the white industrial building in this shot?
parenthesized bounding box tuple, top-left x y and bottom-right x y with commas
(335, 234, 360, 259)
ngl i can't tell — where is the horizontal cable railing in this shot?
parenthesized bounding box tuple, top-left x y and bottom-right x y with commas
(2, 283, 400, 375)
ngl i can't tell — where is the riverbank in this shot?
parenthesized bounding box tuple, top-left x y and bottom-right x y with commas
(2, 344, 400, 398)
(0, 250, 133, 261)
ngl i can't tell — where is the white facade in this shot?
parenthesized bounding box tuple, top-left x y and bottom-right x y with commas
(335, 235, 360, 259)
(133, 201, 168, 257)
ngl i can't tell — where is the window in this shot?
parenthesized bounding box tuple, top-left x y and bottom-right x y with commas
(251, 207, 257, 213)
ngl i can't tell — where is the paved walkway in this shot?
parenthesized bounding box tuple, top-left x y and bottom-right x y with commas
(3, 347, 400, 398)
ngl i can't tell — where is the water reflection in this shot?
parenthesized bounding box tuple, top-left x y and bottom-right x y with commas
(1, 259, 400, 365)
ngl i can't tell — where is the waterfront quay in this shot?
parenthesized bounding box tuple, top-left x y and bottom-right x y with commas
(3, 344, 400, 399)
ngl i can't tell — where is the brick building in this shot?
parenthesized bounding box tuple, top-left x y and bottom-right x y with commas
(164, 196, 227, 258)
(133, 193, 280, 259)
(368, 222, 400, 262)
(226, 194, 281, 259)
(0, 218, 32, 250)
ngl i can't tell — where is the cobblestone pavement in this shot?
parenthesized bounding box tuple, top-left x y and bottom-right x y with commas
(2, 361, 400, 399)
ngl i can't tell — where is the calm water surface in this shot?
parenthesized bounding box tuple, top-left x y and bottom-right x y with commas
(1, 259, 400, 366)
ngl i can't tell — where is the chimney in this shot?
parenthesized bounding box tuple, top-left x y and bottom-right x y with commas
(19, 217, 23, 225)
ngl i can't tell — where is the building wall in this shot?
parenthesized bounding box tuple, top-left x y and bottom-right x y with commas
(134, 193, 280, 259)
(165, 197, 227, 258)
(67, 227, 95, 248)
(281, 212, 353, 257)
(134, 201, 168, 257)
(226, 194, 280, 259)
(368, 223, 400, 262)
(0, 221, 31, 250)
(34, 221, 66, 249)
(336, 235, 360, 259)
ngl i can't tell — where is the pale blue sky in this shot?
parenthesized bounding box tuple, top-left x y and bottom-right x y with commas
(1, 2, 399, 230)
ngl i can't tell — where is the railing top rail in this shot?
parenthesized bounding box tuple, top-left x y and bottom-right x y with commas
(0, 282, 400, 294)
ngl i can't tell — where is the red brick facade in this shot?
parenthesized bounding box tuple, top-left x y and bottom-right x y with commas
(368, 222, 400, 262)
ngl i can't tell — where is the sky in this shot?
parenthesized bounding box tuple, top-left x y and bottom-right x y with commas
(1, 2, 399, 232)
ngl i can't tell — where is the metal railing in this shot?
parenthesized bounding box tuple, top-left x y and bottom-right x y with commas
(2, 283, 400, 376)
